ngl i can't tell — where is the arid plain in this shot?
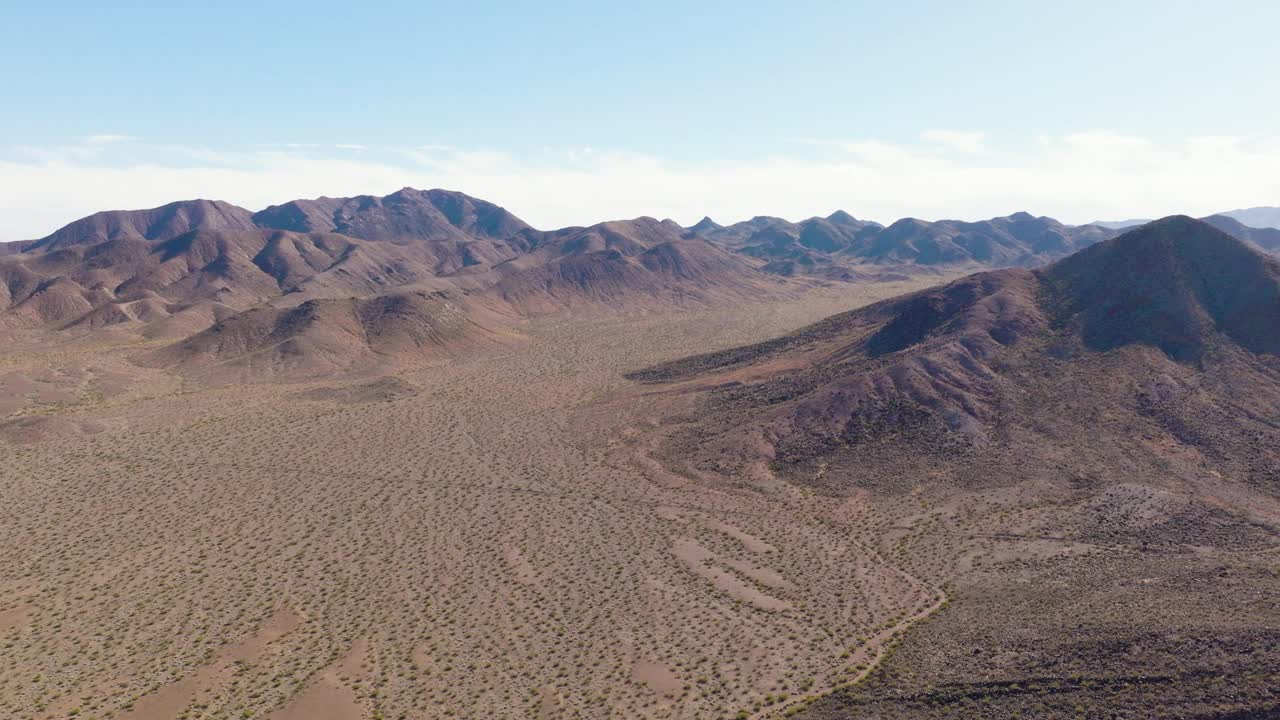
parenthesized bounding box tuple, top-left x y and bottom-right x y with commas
(0, 278, 959, 720)
(2, 192, 1278, 720)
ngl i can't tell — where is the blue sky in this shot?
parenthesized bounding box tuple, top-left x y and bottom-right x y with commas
(3, 1, 1279, 238)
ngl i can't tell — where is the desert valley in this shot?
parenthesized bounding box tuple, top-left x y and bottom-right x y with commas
(0, 188, 1277, 720)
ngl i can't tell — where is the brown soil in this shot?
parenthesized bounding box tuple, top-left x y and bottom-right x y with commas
(0, 278, 948, 720)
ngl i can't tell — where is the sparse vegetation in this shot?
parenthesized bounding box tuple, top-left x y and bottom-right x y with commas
(0, 280, 945, 720)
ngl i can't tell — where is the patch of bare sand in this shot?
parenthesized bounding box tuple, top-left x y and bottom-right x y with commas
(721, 557, 793, 591)
(673, 537, 792, 612)
(632, 659, 682, 696)
(705, 518, 778, 553)
(268, 675, 364, 720)
(123, 607, 302, 720)
(270, 638, 370, 720)
(504, 545, 541, 587)
(0, 602, 29, 633)
(537, 685, 561, 719)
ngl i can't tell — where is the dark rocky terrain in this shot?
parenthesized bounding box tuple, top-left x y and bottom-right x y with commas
(632, 217, 1280, 719)
(634, 217, 1280, 483)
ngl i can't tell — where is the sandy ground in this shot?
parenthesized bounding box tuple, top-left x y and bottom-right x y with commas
(0, 278, 956, 720)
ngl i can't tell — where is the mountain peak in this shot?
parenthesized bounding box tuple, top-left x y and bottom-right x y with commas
(690, 216, 722, 233)
(32, 198, 257, 252)
(1045, 215, 1280, 360)
(826, 210, 859, 225)
(251, 188, 531, 243)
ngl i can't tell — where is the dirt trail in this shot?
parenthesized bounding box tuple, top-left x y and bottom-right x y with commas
(750, 585, 947, 720)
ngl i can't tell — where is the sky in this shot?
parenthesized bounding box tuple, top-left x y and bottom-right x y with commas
(2, 0, 1279, 240)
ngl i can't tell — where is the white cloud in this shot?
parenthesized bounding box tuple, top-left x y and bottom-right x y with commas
(83, 134, 134, 144)
(3, 132, 1280, 241)
(334, 144, 368, 151)
(921, 129, 987, 154)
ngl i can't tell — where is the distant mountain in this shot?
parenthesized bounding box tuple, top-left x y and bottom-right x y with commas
(0, 219, 464, 338)
(868, 212, 1115, 265)
(633, 216, 1280, 495)
(1201, 214, 1280, 254)
(1086, 215, 1280, 256)
(0, 190, 791, 377)
(0, 190, 542, 339)
(694, 212, 882, 259)
(695, 211, 1118, 273)
(1092, 205, 1280, 232)
(1088, 218, 1151, 230)
(483, 217, 786, 314)
(253, 187, 531, 243)
(27, 199, 258, 253)
(252, 188, 534, 274)
(1220, 205, 1280, 229)
(689, 216, 722, 233)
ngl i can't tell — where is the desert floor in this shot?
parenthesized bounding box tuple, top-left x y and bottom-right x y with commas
(0, 278, 963, 720)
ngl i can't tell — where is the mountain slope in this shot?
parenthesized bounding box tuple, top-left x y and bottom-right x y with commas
(634, 216, 1280, 495)
(480, 217, 789, 313)
(251, 187, 532, 274)
(1201, 213, 1280, 254)
(0, 225, 449, 335)
(1047, 216, 1280, 359)
(141, 290, 517, 381)
(630, 216, 1280, 717)
(27, 199, 258, 253)
(252, 187, 530, 243)
(0, 189, 536, 333)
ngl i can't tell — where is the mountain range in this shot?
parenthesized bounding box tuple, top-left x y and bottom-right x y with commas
(691, 210, 1117, 275)
(634, 216, 1280, 489)
(1094, 214, 1280, 253)
(1092, 205, 1280, 231)
(1220, 205, 1280, 229)
(0, 190, 777, 348)
(3, 188, 1278, 381)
